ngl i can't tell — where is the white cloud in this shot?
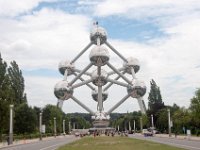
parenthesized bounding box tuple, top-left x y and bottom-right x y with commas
(1, 0, 200, 114)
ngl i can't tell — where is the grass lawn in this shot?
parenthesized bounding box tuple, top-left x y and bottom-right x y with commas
(58, 136, 185, 150)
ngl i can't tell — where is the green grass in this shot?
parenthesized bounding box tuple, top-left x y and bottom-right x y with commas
(58, 136, 185, 150)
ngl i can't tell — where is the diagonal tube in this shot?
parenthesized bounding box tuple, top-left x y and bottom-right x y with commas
(105, 41, 127, 63)
(137, 97, 146, 114)
(73, 72, 96, 91)
(106, 62, 132, 85)
(74, 69, 91, 76)
(107, 94, 130, 115)
(71, 79, 93, 89)
(131, 67, 136, 79)
(69, 62, 93, 85)
(103, 75, 121, 91)
(106, 78, 129, 88)
(70, 42, 93, 64)
(71, 96, 95, 115)
(108, 67, 125, 76)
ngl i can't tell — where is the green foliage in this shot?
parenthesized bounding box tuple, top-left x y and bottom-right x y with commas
(14, 103, 37, 134)
(190, 89, 200, 128)
(8, 61, 27, 104)
(42, 104, 63, 134)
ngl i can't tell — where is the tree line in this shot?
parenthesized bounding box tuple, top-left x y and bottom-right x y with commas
(1, 53, 200, 141)
(110, 79, 200, 136)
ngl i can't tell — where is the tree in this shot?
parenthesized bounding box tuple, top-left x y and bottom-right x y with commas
(8, 61, 27, 104)
(190, 88, 200, 135)
(42, 105, 63, 134)
(14, 103, 37, 134)
(147, 79, 165, 129)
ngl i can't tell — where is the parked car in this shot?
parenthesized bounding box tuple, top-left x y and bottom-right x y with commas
(142, 129, 153, 136)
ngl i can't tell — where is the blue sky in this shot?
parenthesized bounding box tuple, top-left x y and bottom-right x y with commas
(0, 0, 200, 113)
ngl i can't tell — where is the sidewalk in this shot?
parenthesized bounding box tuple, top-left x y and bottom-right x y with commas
(154, 134, 200, 141)
(0, 135, 69, 149)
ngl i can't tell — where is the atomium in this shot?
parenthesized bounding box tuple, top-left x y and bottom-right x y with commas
(92, 90, 108, 102)
(89, 46, 109, 66)
(54, 23, 147, 128)
(91, 69, 108, 86)
(123, 57, 140, 74)
(90, 26, 107, 45)
(127, 79, 146, 98)
(54, 80, 73, 100)
(58, 60, 75, 76)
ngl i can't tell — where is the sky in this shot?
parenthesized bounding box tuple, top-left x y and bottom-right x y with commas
(0, 0, 200, 114)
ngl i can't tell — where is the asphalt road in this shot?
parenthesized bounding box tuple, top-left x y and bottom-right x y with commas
(0, 135, 79, 150)
(129, 134, 200, 150)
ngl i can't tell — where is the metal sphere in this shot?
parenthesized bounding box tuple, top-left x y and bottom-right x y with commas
(91, 69, 108, 86)
(92, 90, 108, 102)
(54, 80, 73, 100)
(127, 79, 146, 98)
(123, 57, 140, 74)
(58, 60, 75, 76)
(89, 46, 109, 66)
(90, 27, 107, 45)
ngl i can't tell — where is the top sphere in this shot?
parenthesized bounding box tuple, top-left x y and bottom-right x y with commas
(123, 57, 140, 74)
(58, 60, 75, 76)
(90, 27, 107, 45)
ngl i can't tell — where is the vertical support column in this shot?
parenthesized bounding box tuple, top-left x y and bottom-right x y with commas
(63, 120, 66, 135)
(168, 109, 171, 137)
(68, 121, 71, 134)
(129, 121, 131, 132)
(54, 117, 56, 138)
(39, 112, 42, 141)
(151, 114, 154, 128)
(9, 105, 14, 145)
(134, 120, 136, 134)
(98, 86, 103, 112)
(140, 117, 143, 133)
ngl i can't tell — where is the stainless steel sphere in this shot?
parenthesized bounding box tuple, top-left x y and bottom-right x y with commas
(123, 57, 140, 74)
(91, 69, 108, 86)
(92, 90, 108, 102)
(58, 60, 75, 76)
(54, 80, 73, 100)
(89, 46, 109, 66)
(90, 27, 107, 45)
(127, 79, 146, 98)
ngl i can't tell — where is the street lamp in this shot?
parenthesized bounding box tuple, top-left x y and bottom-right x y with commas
(39, 112, 42, 140)
(167, 109, 171, 137)
(151, 114, 154, 128)
(140, 117, 143, 133)
(63, 120, 66, 135)
(9, 105, 14, 145)
(54, 117, 56, 138)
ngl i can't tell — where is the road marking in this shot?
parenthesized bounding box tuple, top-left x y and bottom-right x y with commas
(39, 139, 76, 150)
(130, 136, 200, 150)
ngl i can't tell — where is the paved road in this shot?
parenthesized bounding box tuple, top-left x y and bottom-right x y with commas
(129, 134, 200, 150)
(0, 135, 79, 150)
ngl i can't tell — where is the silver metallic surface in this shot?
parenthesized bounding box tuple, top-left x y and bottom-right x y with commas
(91, 69, 108, 86)
(54, 80, 73, 100)
(127, 79, 146, 98)
(123, 57, 140, 74)
(90, 26, 107, 45)
(89, 45, 109, 66)
(58, 60, 75, 76)
(92, 90, 108, 102)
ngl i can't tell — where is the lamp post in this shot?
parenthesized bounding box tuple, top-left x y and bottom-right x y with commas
(63, 120, 66, 135)
(140, 117, 143, 133)
(167, 109, 171, 137)
(9, 105, 14, 145)
(151, 114, 154, 128)
(39, 112, 42, 140)
(69, 121, 71, 134)
(54, 117, 56, 138)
